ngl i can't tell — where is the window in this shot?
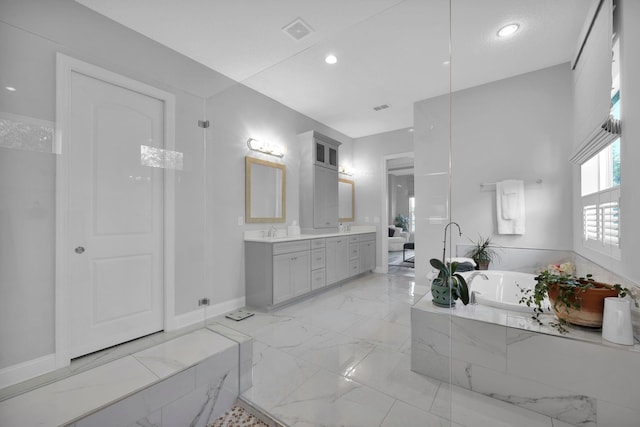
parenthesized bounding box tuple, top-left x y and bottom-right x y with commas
(580, 91, 621, 258)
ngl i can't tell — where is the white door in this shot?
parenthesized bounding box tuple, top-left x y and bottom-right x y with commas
(67, 71, 164, 358)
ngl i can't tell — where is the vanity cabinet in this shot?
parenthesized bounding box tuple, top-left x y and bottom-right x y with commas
(310, 238, 326, 290)
(245, 232, 374, 310)
(359, 234, 376, 273)
(314, 138, 338, 170)
(273, 251, 310, 305)
(299, 131, 342, 231)
(326, 236, 349, 285)
(313, 165, 339, 229)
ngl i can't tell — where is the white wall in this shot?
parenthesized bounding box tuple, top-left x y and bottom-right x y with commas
(352, 129, 413, 268)
(414, 64, 574, 280)
(0, 0, 352, 375)
(203, 84, 351, 307)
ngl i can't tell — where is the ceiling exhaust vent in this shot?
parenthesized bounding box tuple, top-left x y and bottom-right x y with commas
(373, 104, 390, 111)
(283, 18, 314, 41)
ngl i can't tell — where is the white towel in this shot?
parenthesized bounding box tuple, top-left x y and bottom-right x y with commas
(496, 180, 525, 234)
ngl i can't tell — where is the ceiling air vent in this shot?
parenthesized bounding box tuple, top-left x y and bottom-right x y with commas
(373, 104, 390, 111)
(282, 18, 314, 41)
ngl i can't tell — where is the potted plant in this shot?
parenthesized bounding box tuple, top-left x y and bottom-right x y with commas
(394, 214, 409, 232)
(465, 235, 501, 270)
(519, 263, 634, 332)
(430, 258, 470, 307)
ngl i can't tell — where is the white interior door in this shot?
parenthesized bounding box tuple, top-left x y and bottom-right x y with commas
(67, 71, 164, 358)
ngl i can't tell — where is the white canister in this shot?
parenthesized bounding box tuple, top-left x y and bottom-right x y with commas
(602, 297, 635, 346)
(287, 220, 300, 237)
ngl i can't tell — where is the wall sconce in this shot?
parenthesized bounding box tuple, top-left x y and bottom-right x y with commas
(247, 138, 285, 158)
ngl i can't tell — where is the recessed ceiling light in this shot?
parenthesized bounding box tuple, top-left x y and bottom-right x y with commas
(442, 60, 450, 66)
(497, 23, 519, 38)
(5, 86, 16, 92)
(325, 54, 337, 65)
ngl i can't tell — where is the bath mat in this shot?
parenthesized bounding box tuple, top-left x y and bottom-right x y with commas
(209, 404, 269, 427)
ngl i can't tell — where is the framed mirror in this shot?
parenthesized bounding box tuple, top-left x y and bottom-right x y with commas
(338, 178, 355, 222)
(245, 156, 286, 223)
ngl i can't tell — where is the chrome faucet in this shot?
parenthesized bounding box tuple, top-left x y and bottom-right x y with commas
(442, 222, 463, 264)
(268, 226, 277, 238)
(466, 272, 488, 304)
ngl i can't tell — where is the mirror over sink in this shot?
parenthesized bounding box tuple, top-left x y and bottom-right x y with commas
(245, 156, 286, 223)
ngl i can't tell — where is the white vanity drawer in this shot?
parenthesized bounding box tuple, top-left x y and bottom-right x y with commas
(311, 248, 326, 270)
(349, 259, 360, 275)
(310, 238, 326, 249)
(349, 243, 360, 260)
(273, 240, 311, 255)
(311, 268, 326, 290)
(349, 235, 360, 244)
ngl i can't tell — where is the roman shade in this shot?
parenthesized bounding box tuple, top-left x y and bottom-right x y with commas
(572, 0, 613, 158)
(569, 116, 621, 164)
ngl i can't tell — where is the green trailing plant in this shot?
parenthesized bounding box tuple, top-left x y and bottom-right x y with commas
(464, 235, 501, 268)
(430, 258, 470, 305)
(394, 214, 410, 232)
(519, 267, 636, 334)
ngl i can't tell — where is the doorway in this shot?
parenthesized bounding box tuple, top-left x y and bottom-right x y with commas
(55, 54, 177, 365)
(383, 153, 415, 276)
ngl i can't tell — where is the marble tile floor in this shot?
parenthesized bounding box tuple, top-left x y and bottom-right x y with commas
(216, 273, 575, 427)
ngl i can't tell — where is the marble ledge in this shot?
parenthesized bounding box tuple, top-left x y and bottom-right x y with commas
(0, 329, 238, 427)
(244, 225, 376, 242)
(412, 293, 640, 354)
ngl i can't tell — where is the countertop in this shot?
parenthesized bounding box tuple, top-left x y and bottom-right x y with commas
(244, 226, 376, 243)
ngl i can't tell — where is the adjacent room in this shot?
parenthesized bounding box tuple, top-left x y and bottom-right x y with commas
(1, 0, 639, 426)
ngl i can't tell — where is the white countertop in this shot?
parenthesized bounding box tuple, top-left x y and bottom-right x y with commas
(244, 226, 376, 243)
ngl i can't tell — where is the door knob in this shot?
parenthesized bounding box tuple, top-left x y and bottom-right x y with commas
(75, 246, 85, 254)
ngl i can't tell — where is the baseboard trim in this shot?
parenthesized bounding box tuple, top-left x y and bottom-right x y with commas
(0, 353, 56, 389)
(172, 297, 246, 330)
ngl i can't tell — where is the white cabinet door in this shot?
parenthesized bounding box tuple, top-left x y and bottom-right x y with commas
(273, 251, 310, 304)
(326, 237, 348, 284)
(360, 241, 376, 273)
(273, 253, 293, 305)
(314, 165, 338, 229)
(291, 251, 311, 297)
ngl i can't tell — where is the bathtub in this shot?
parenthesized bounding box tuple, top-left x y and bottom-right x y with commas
(460, 270, 550, 313)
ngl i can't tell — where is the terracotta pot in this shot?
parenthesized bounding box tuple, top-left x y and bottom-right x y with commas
(547, 280, 619, 327)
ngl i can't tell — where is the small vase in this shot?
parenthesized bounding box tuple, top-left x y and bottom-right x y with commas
(431, 279, 455, 307)
(547, 280, 619, 327)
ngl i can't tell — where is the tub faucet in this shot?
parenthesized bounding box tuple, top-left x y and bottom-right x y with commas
(466, 272, 488, 304)
(442, 222, 463, 264)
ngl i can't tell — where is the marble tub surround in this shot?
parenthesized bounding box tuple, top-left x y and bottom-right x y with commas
(0, 328, 243, 427)
(215, 273, 576, 427)
(411, 293, 640, 426)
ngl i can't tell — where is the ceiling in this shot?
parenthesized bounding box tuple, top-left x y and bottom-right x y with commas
(75, 0, 591, 139)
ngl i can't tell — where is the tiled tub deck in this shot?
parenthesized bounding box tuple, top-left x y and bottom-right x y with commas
(411, 293, 640, 427)
(0, 324, 252, 427)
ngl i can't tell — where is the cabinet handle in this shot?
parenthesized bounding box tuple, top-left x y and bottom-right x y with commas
(292, 257, 297, 260)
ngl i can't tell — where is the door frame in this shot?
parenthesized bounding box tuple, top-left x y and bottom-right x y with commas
(55, 53, 177, 368)
(381, 151, 414, 273)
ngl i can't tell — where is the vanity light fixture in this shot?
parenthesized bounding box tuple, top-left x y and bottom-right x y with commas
(325, 54, 338, 65)
(338, 164, 354, 176)
(247, 138, 285, 158)
(497, 23, 520, 38)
